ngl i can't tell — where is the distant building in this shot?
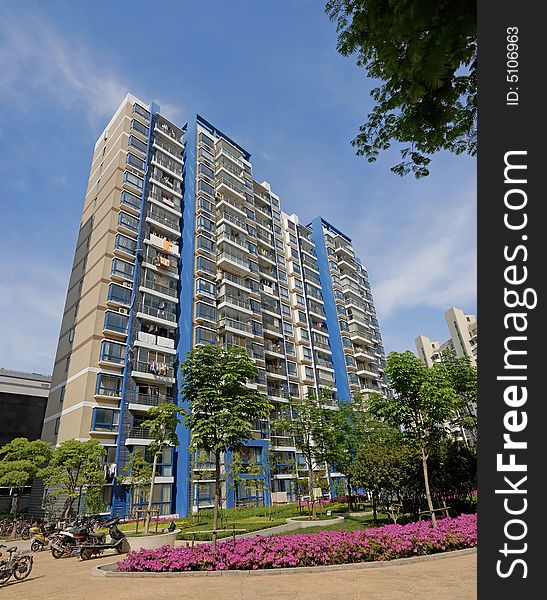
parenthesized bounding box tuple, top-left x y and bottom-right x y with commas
(0, 368, 51, 446)
(415, 307, 477, 367)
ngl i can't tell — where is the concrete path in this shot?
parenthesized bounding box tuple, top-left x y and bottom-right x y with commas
(1, 545, 477, 600)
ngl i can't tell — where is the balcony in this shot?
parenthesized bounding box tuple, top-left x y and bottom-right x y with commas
(263, 340, 284, 356)
(135, 330, 176, 352)
(265, 364, 287, 380)
(155, 122, 183, 146)
(132, 360, 175, 383)
(146, 207, 181, 237)
(270, 431, 295, 449)
(128, 392, 174, 410)
(218, 295, 252, 314)
(216, 174, 246, 200)
(217, 250, 250, 277)
(149, 189, 182, 214)
(147, 232, 179, 257)
(220, 318, 253, 337)
(217, 229, 248, 251)
(137, 303, 177, 328)
(140, 277, 178, 300)
(151, 153, 182, 178)
(126, 427, 154, 443)
(216, 211, 247, 233)
(144, 249, 178, 277)
(315, 358, 334, 371)
(153, 136, 183, 163)
(149, 167, 182, 196)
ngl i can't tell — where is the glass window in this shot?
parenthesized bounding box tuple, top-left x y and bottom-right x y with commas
(127, 152, 145, 171)
(54, 418, 60, 434)
(289, 234, 298, 245)
(281, 303, 291, 317)
(196, 278, 216, 296)
(302, 347, 312, 360)
(279, 286, 289, 300)
(112, 258, 135, 280)
(249, 299, 261, 314)
(305, 366, 314, 378)
(278, 270, 287, 282)
(133, 103, 150, 119)
(276, 254, 286, 266)
(299, 328, 309, 341)
(197, 235, 215, 253)
(196, 302, 216, 321)
(296, 294, 305, 307)
(196, 255, 216, 274)
(123, 171, 143, 190)
(104, 310, 129, 333)
(131, 119, 149, 137)
(92, 408, 117, 432)
(198, 196, 214, 214)
(275, 239, 284, 250)
(129, 135, 147, 154)
(285, 341, 295, 356)
(121, 190, 141, 210)
(198, 179, 215, 197)
(198, 163, 214, 179)
(96, 373, 122, 396)
(59, 386, 65, 404)
(100, 340, 126, 364)
(283, 322, 293, 336)
(274, 225, 282, 235)
(197, 216, 215, 232)
(196, 326, 216, 345)
(339, 320, 349, 332)
(298, 311, 307, 323)
(287, 361, 297, 376)
(118, 211, 139, 231)
(115, 234, 137, 255)
(198, 146, 215, 164)
(252, 321, 263, 336)
(108, 283, 131, 305)
(198, 132, 215, 148)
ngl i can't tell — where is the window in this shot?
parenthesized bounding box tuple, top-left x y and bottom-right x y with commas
(198, 132, 215, 148)
(198, 196, 214, 214)
(252, 321, 263, 336)
(279, 286, 289, 300)
(302, 347, 312, 360)
(339, 320, 349, 332)
(100, 340, 126, 364)
(290, 248, 299, 259)
(131, 119, 149, 137)
(278, 269, 287, 282)
(196, 302, 216, 321)
(285, 341, 295, 356)
(274, 225, 282, 235)
(198, 179, 214, 197)
(281, 303, 291, 317)
(128, 136, 147, 156)
(121, 190, 141, 210)
(196, 327, 216, 345)
(65, 357, 70, 372)
(59, 386, 65, 404)
(276, 254, 286, 266)
(118, 211, 139, 231)
(92, 408, 118, 432)
(283, 322, 293, 336)
(197, 235, 215, 253)
(197, 216, 215, 232)
(275, 239, 284, 250)
(196, 278, 216, 297)
(108, 283, 131, 305)
(112, 258, 134, 279)
(198, 163, 214, 179)
(249, 299, 261, 314)
(289, 234, 298, 246)
(54, 418, 60, 435)
(114, 233, 137, 254)
(247, 242, 257, 255)
(287, 361, 297, 376)
(127, 152, 145, 171)
(299, 328, 309, 341)
(68, 328, 75, 343)
(104, 310, 129, 334)
(298, 311, 307, 324)
(133, 103, 150, 119)
(198, 146, 215, 164)
(96, 373, 122, 397)
(292, 263, 301, 275)
(296, 294, 305, 308)
(305, 366, 315, 379)
(196, 255, 215, 275)
(123, 171, 143, 190)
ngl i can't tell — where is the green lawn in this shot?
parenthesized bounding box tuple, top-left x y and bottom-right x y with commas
(274, 513, 392, 536)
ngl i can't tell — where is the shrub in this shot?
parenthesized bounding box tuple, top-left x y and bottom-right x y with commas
(117, 513, 476, 572)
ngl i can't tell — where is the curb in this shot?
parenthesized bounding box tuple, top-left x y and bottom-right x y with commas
(91, 547, 476, 578)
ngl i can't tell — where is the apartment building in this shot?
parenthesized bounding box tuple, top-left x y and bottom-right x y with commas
(41, 94, 387, 517)
(415, 307, 477, 367)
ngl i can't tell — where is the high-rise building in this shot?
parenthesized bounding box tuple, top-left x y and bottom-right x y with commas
(415, 307, 477, 367)
(41, 94, 387, 517)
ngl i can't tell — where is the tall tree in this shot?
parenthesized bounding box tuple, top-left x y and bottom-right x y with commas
(273, 392, 330, 519)
(368, 351, 457, 526)
(140, 403, 182, 533)
(326, 0, 476, 177)
(122, 449, 153, 519)
(39, 439, 105, 519)
(0, 438, 52, 532)
(180, 344, 272, 551)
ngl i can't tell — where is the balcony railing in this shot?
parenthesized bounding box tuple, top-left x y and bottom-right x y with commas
(127, 427, 154, 440)
(218, 295, 249, 311)
(266, 364, 287, 376)
(220, 318, 252, 333)
(147, 207, 181, 232)
(138, 303, 177, 323)
(133, 360, 175, 378)
(128, 392, 174, 407)
(217, 211, 247, 230)
(142, 278, 178, 298)
(149, 190, 182, 212)
(217, 174, 245, 196)
(153, 154, 182, 177)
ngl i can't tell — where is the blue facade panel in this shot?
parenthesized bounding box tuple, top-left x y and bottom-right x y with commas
(309, 217, 351, 402)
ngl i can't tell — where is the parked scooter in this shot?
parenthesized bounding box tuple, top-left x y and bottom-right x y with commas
(50, 518, 104, 559)
(77, 517, 127, 560)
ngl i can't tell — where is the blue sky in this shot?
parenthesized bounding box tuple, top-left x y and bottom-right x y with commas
(0, 0, 476, 375)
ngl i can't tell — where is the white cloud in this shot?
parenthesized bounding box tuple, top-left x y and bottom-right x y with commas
(0, 12, 184, 127)
(370, 185, 477, 319)
(0, 263, 67, 374)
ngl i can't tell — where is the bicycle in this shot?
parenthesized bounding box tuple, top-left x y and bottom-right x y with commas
(0, 544, 34, 585)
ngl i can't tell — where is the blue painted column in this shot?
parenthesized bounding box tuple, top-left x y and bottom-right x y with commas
(309, 218, 351, 401)
(174, 115, 197, 517)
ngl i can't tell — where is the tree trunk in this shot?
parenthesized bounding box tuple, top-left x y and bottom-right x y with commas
(372, 492, 377, 525)
(128, 485, 133, 520)
(212, 450, 221, 553)
(63, 496, 74, 520)
(421, 447, 437, 528)
(346, 476, 353, 511)
(308, 464, 316, 519)
(145, 453, 158, 534)
(10, 492, 20, 539)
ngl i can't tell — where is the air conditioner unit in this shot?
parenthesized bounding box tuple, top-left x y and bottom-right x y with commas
(118, 308, 129, 315)
(123, 282, 132, 288)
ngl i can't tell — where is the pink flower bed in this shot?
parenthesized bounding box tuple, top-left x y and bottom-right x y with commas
(116, 514, 476, 572)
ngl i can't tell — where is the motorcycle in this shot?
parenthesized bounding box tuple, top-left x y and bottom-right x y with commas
(78, 517, 127, 560)
(29, 521, 57, 552)
(50, 519, 104, 559)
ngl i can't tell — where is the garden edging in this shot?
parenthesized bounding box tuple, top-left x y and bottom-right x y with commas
(91, 547, 476, 578)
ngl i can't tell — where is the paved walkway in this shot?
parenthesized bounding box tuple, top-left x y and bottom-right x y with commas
(1, 546, 477, 600)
